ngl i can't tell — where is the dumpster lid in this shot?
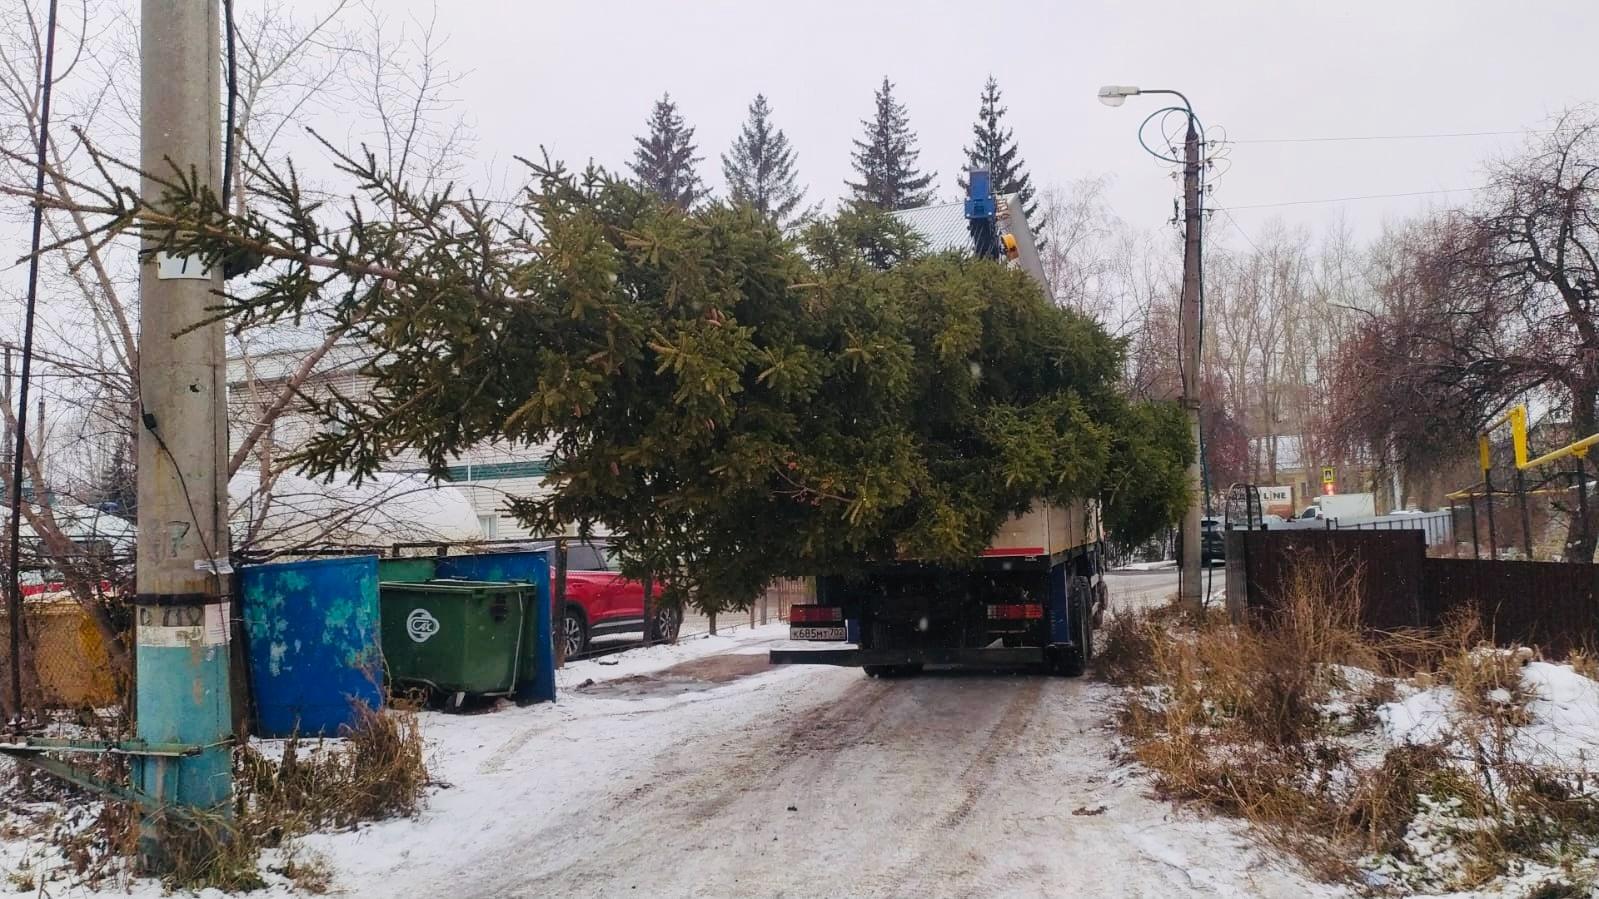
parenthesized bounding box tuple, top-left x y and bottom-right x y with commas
(379, 579, 530, 593)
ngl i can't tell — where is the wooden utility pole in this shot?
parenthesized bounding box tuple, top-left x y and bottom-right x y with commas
(133, 0, 233, 830)
(1177, 116, 1204, 615)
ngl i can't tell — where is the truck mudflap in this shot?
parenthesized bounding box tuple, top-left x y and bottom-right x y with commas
(768, 646, 1047, 667)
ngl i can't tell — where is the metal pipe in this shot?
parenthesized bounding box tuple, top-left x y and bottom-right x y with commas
(1522, 432, 1599, 470)
(1515, 467, 1533, 557)
(1576, 457, 1591, 563)
(1485, 469, 1498, 558)
(1468, 496, 1479, 559)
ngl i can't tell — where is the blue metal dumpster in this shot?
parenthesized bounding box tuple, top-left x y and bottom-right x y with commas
(240, 555, 384, 737)
(434, 551, 555, 704)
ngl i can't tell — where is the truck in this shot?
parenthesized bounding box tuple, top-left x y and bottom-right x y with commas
(1297, 492, 1376, 521)
(770, 502, 1106, 677)
(768, 170, 1105, 678)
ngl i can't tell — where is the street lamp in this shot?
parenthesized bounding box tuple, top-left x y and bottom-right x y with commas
(1096, 85, 1140, 107)
(1099, 83, 1207, 616)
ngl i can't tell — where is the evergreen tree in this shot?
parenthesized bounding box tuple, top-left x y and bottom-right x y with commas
(722, 94, 807, 227)
(120, 147, 1193, 620)
(846, 77, 937, 211)
(94, 437, 136, 517)
(959, 76, 1044, 244)
(630, 93, 705, 209)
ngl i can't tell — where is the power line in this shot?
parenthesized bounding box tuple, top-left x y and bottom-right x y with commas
(1229, 128, 1553, 145)
(1214, 207, 1262, 253)
(7, 0, 60, 720)
(1225, 186, 1486, 211)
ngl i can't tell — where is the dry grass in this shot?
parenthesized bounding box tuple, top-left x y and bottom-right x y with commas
(1113, 557, 1599, 891)
(8, 703, 429, 894)
(241, 702, 429, 836)
(159, 703, 428, 891)
(1567, 649, 1598, 682)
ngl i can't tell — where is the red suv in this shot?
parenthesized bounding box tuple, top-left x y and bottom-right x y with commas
(529, 539, 682, 658)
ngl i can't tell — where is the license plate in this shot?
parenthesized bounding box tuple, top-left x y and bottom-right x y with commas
(790, 626, 846, 641)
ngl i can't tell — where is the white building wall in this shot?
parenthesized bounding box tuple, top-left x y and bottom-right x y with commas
(227, 346, 556, 543)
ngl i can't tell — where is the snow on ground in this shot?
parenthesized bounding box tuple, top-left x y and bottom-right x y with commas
(2, 620, 1345, 898)
(1359, 659, 1599, 895)
(1380, 659, 1599, 774)
(307, 644, 1337, 899)
(1116, 560, 1178, 572)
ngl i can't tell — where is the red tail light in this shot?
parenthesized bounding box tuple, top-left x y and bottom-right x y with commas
(987, 603, 1044, 620)
(789, 605, 843, 623)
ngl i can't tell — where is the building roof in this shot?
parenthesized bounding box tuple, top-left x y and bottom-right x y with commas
(889, 193, 1049, 288)
(891, 200, 978, 254)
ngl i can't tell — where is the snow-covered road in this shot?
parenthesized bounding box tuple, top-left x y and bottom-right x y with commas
(309, 617, 1335, 898)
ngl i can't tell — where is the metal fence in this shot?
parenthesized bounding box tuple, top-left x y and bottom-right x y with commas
(1332, 509, 1454, 547)
(1447, 477, 1595, 562)
(1226, 528, 1599, 657)
(2, 556, 129, 719)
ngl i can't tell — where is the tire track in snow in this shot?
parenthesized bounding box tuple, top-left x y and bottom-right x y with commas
(461, 670, 887, 896)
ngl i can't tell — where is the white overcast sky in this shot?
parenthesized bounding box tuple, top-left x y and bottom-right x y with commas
(365, 0, 1596, 244)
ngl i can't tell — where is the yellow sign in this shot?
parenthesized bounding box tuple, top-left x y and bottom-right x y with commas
(1320, 466, 1336, 485)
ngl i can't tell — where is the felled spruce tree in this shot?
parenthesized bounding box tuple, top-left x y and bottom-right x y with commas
(77, 143, 1190, 616)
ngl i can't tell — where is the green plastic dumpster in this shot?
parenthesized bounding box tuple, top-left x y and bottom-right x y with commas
(379, 580, 530, 710)
(378, 556, 437, 584)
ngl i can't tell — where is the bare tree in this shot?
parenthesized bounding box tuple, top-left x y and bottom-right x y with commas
(0, 0, 470, 703)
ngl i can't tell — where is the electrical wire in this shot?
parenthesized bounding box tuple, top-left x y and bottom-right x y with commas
(139, 411, 218, 570)
(222, 0, 237, 208)
(1215, 206, 1262, 254)
(6, 0, 62, 720)
(1229, 128, 1553, 145)
(1224, 186, 1486, 211)
(1192, 121, 1216, 605)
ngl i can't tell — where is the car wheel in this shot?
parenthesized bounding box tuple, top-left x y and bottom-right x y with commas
(562, 606, 588, 659)
(649, 605, 682, 643)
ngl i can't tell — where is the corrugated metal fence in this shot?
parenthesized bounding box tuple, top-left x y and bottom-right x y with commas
(1226, 529, 1599, 657)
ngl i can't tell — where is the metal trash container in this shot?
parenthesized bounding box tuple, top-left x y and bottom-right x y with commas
(435, 552, 555, 704)
(378, 556, 438, 584)
(379, 580, 531, 710)
(240, 555, 384, 737)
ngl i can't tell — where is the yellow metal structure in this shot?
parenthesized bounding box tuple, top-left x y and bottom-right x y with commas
(1479, 402, 1596, 472)
(1483, 405, 1531, 469)
(1524, 432, 1599, 469)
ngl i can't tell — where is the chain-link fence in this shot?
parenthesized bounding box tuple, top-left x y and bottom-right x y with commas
(2, 556, 130, 720)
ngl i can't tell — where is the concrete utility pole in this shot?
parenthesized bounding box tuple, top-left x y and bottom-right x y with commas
(1096, 84, 1206, 615)
(134, 0, 232, 826)
(1177, 117, 1204, 614)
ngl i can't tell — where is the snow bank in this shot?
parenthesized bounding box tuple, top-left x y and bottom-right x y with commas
(1517, 661, 1599, 770)
(1116, 559, 1177, 571)
(1378, 660, 1599, 774)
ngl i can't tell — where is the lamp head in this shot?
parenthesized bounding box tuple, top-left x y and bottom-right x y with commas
(1097, 85, 1141, 107)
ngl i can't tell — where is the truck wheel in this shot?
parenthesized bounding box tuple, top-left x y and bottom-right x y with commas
(1056, 578, 1093, 678)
